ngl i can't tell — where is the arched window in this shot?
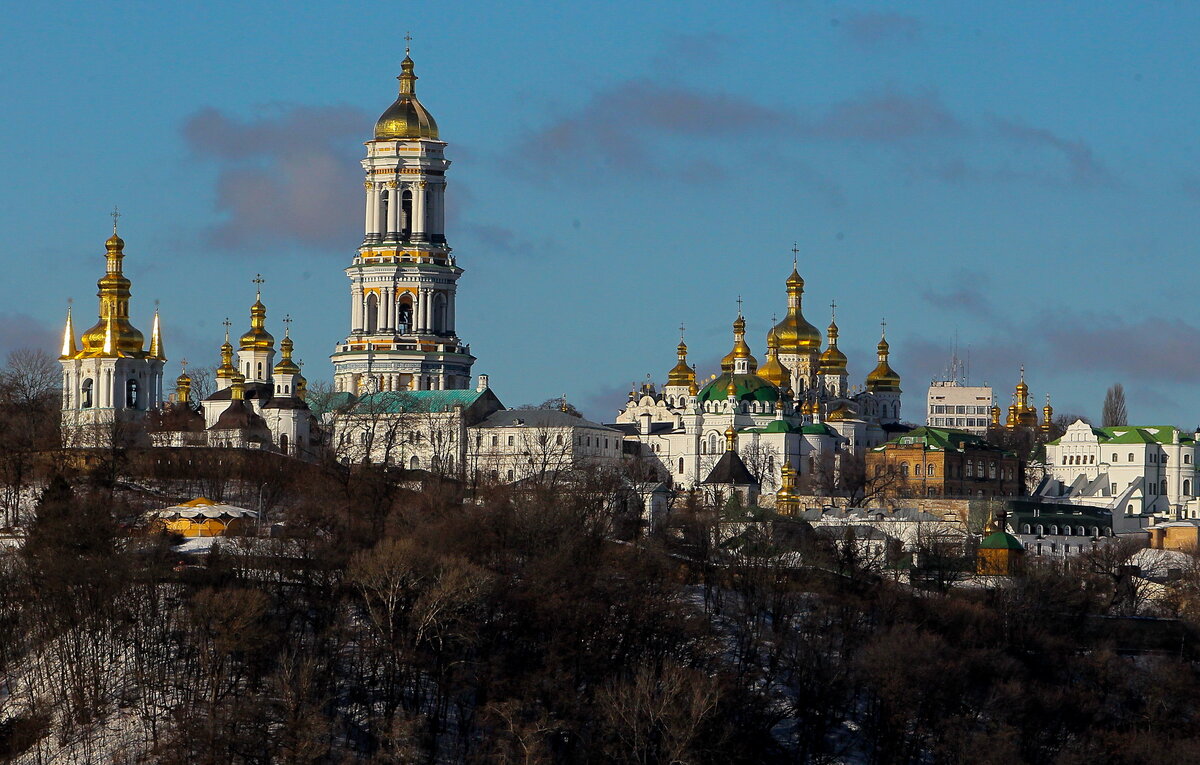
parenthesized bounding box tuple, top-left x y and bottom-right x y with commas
(398, 299, 413, 333)
(989, 462, 997, 479)
(82, 378, 93, 408)
(257, 362, 263, 379)
(927, 464, 936, 476)
(1162, 479, 1169, 495)
(126, 379, 139, 408)
(1051, 525, 1059, 535)
(900, 462, 909, 477)
(1185, 480, 1191, 496)
(1077, 526, 1086, 536)
(401, 189, 414, 238)
(409, 456, 419, 470)
(432, 293, 447, 334)
(280, 434, 289, 453)
(365, 293, 379, 333)
(678, 457, 684, 474)
(1187, 454, 1193, 465)
(1036, 524, 1044, 535)
(1128, 453, 1134, 462)
(1022, 524, 1031, 533)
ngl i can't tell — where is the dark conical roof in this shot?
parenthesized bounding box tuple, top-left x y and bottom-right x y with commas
(702, 450, 759, 487)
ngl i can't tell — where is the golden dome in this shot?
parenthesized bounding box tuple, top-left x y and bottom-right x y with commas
(666, 337, 695, 387)
(79, 230, 146, 357)
(720, 314, 758, 373)
(758, 330, 790, 387)
(826, 402, 853, 421)
(216, 328, 238, 380)
(773, 268, 821, 354)
(175, 369, 192, 402)
(817, 319, 848, 376)
(239, 295, 275, 350)
(273, 330, 301, 376)
(865, 332, 901, 392)
(374, 55, 440, 141)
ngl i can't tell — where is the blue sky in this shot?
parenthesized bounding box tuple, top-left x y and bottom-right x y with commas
(4, 1, 1200, 425)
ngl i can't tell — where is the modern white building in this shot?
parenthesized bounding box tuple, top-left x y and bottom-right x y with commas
(331, 51, 474, 395)
(1044, 420, 1200, 518)
(926, 380, 994, 435)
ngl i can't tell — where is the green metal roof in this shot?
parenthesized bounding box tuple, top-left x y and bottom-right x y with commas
(874, 426, 1003, 453)
(980, 531, 1024, 551)
(696, 373, 780, 404)
(748, 420, 801, 434)
(801, 423, 838, 436)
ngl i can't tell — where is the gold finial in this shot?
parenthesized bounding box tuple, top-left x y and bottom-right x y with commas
(110, 205, 121, 234)
(60, 302, 77, 359)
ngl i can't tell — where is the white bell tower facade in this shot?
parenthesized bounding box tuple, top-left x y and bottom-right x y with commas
(332, 52, 474, 394)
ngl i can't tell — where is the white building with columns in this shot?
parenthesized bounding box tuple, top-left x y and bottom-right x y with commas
(59, 227, 166, 447)
(331, 51, 474, 395)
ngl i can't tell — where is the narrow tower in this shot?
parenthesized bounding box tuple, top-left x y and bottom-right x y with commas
(332, 51, 474, 394)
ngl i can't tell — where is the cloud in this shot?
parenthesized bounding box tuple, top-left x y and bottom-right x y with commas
(920, 280, 997, 321)
(838, 12, 923, 46)
(990, 116, 1117, 188)
(807, 89, 962, 141)
(182, 105, 371, 250)
(0, 313, 59, 360)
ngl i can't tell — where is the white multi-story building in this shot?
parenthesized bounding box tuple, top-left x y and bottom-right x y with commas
(926, 380, 994, 435)
(331, 51, 473, 395)
(1044, 420, 1200, 518)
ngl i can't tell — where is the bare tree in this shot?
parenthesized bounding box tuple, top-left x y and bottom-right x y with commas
(1102, 383, 1128, 427)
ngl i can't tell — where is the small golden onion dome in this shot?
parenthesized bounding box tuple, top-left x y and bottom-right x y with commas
(216, 334, 238, 379)
(374, 55, 440, 140)
(720, 314, 759, 373)
(865, 334, 901, 392)
(273, 332, 301, 375)
(785, 267, 804, 293)
(1016, 380, 1029, 395)
(105, 232, 124, 252)
(758, 331, 790, 387)
(984, 514, 1000, 534)
(818, 320, 848, 376)
(666, 338, 695, 387)
(725, 378, 737, 397)
(688, 379, 699, 396)
(240, 296, 275, 350)
(724, 425, 737, 451)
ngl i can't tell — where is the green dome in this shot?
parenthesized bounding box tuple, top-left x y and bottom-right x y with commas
(696, 372, 780, 404)
(980, 531, 1024, 551)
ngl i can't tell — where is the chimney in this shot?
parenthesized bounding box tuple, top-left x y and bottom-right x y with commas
(476, 374, 489, 392)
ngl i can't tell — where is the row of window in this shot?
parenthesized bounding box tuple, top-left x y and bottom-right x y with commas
(1061, 451, 1191, 465)
(892, 460, 1014, 481)
(929, 405, 990, 415)
(930, 417, 987, 428)
(1020, 524, 1111, 538)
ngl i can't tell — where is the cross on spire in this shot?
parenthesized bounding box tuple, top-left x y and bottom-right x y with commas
(736, 295, 743, 317)
(180, 357, 188, 372)
(252, 273, 265, 297)
(110, 206, 121, 234)
(222, 317, 232, 340)
(791, 241, 800, 268)
(830, 300, 837, 320)
(404, 31, 413, 54)
(880, 318, 887, 337)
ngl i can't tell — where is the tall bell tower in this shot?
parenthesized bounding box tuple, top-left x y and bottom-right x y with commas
(331, 50, 474, 394)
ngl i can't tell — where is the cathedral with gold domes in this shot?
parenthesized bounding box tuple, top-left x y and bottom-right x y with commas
(58, 220, 315, 454)
(610, 262, 907, 494)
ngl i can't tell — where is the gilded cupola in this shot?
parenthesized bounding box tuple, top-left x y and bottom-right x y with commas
(374, 53, 440, 141)
(758, 326, 790, 387)
(772, 267, 822, 355)
(175, 366, 192, 403)
(239, 291, 275, 351)
(865, 328, 901, 393)
(273, 328, 301, 376)
(216, 325, 238, 381)
(817, 311, 848, 376)
(720, 314, 759, 373)
(666, 331, 696, 388)
(78, 229, 147, 358)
